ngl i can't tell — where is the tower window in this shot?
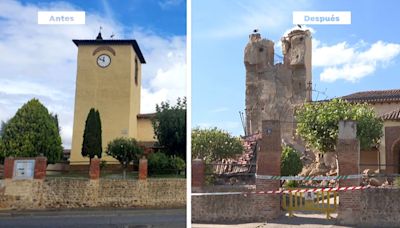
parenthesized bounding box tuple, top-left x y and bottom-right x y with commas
(134, 58, 138, 85)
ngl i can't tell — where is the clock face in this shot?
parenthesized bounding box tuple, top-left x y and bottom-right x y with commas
(97, 54, 111, 68)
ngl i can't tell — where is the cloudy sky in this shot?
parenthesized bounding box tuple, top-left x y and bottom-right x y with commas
(192, 0, 400, 136)
(0, 0, 186, 148)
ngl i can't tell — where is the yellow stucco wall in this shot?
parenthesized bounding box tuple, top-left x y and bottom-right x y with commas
(137, 118, 156, 142)
(69, 43, 155, 164)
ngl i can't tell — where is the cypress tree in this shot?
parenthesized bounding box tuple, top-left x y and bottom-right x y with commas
(81, 108, 102, 161)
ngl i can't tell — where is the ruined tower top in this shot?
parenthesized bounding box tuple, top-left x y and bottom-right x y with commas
(244, 28, 312, 140)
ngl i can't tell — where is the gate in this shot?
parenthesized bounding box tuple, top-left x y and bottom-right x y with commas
(282, 189, 338, 219)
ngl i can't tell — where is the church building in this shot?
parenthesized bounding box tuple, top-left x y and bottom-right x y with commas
(69, 32, 156, 166)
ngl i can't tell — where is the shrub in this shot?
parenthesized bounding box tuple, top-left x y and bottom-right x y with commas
(284, 180, 299, 188)
(281, 146, 303, 176)
(148, 152, 186, 175)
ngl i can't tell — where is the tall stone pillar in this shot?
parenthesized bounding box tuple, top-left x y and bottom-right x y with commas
(337, 120, 361, 225)
(255, 120, 282, 220)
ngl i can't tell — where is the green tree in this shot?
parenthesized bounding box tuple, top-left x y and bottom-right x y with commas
(81, 108, 102, 161)
(152, 97, 186, 160)
(296, 99, 383, 153)
(191, 127, 244, 162)
(105, 137, 143, 178)
(0, 99, 63, 163)
(281, 146, 303, 176)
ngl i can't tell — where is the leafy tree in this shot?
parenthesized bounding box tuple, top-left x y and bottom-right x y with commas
(81, 108, 102, 161)
(296, 99, 383, 153)
(105, 137, 143, 178)
(0, 99, 63, 163)
(152, 97, 186, 160)
(281, 146, 303, 176)
(191, 127, 244, 162)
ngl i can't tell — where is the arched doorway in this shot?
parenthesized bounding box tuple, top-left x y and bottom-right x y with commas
(391, 138, 400, 173)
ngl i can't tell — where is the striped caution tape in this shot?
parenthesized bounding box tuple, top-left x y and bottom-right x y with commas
(191, 186, 371, 196)
(255, 174, 363, 181)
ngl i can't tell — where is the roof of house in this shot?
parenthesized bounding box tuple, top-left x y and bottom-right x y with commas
(341, 89, 400, 104)
(72, 39, 146, 63)
(380, 108, 400, 121)
(137, 113, 156, 119)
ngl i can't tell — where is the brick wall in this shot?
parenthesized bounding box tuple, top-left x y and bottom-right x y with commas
(337, 121, 361, 226)
(0, 178, 185, 210)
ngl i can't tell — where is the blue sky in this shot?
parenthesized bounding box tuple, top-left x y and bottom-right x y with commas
(192, 0, 400, 136)
(0, 0, 186, 148)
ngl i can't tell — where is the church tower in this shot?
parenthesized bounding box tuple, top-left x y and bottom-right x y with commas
(69, 32, 146, 164)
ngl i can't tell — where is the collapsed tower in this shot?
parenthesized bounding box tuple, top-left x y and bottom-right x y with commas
(244, 29, 312, 146)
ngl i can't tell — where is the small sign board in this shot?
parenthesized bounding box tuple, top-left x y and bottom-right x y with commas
(304, 192, 315, 201)
(13, 160, 35, 179)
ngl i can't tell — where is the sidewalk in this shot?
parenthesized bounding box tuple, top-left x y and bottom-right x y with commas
(193, 212, 353, 228)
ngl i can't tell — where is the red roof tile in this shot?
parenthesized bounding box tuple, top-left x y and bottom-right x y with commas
(380, 108, 400, 121)
(341, 89, 400, 103)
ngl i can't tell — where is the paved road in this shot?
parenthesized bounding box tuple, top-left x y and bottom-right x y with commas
(193, 212, 353, 228)
(0, 208, 186, 228)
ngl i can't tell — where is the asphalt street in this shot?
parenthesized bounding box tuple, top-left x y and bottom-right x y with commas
(0, 208, 186, 228)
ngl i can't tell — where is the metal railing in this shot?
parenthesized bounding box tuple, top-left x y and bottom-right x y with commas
(282, 189, 338, 219)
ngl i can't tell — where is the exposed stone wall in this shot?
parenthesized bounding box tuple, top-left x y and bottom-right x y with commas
(192, 193, 277, 223)
(244, 30, 312, 148)
(0, 178, 185, 210)
(358, 188, 400, 227)
(192, 185, 270, 223)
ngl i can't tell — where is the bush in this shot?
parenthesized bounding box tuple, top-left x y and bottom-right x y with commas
(284, 180, 299, 188)
(148, 152, 186, 175)
(281, 146, 303, 176)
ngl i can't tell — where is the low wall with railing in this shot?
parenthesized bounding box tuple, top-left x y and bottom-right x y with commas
(0, 178, 186, 210)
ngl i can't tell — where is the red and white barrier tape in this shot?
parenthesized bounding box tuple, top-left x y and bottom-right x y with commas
(192, 186, 371, 196)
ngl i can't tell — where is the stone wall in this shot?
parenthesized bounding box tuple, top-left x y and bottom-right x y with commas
(0, 178, 185, 210)
(348, 188, 400, 226)
(192, 185, 273, 223)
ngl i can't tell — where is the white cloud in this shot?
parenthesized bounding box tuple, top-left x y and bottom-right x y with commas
(132, 30, 186, 113)
(210, 107, 229, 113)
(313, 39, 400, 82)
(0, 0, 186, 148)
